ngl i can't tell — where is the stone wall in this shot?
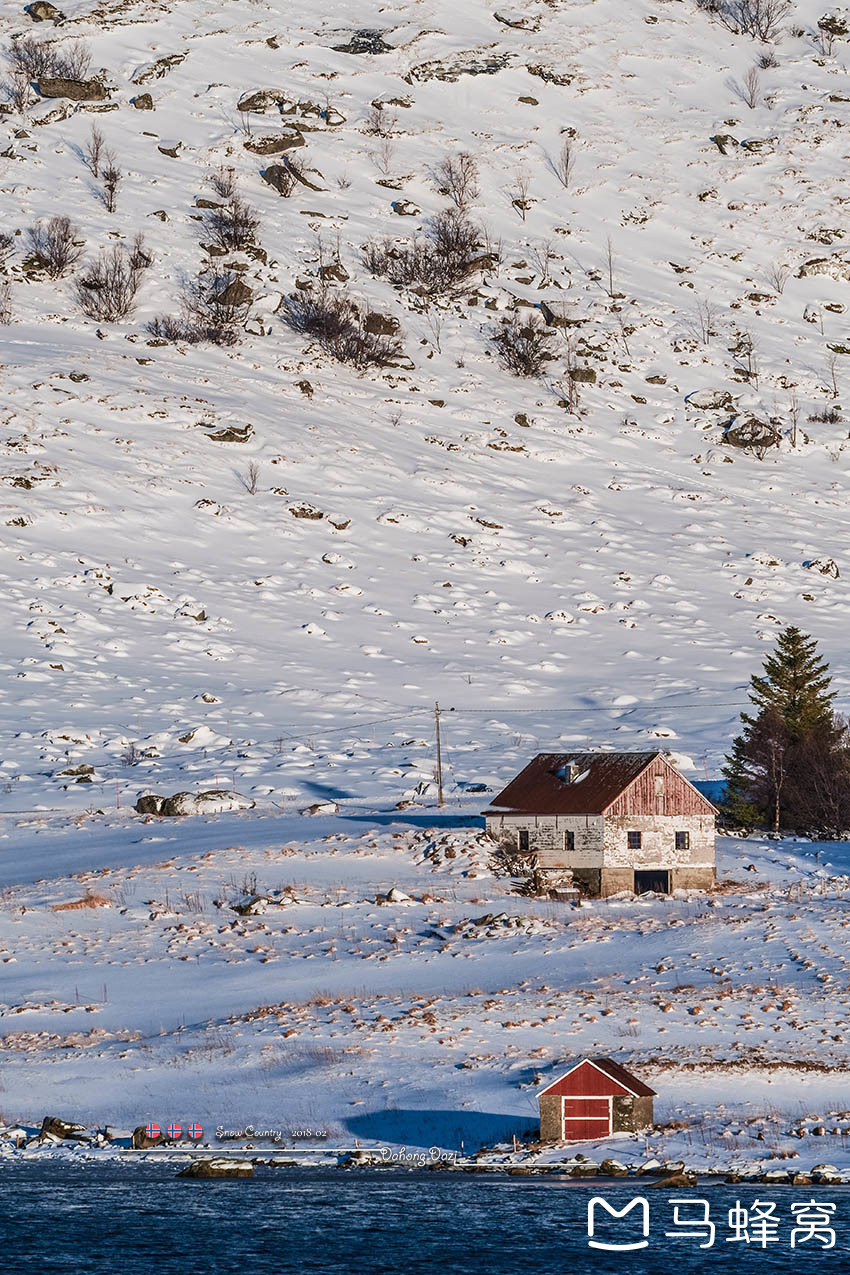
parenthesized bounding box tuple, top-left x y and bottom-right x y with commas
(613, 1094, 654, 1132)
(538, 1094, 563, 1142)
(604, 814, 715, 870)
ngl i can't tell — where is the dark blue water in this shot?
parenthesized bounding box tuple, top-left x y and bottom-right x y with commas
(0, 1164, 846, 1272)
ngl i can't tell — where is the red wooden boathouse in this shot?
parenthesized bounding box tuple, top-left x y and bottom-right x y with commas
(538, 1057, 656, 1142)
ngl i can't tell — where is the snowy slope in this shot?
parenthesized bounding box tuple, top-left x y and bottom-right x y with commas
(0, 0, 849, 813)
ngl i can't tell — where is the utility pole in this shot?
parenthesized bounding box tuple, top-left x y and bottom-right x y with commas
(435, 701, 444, 807)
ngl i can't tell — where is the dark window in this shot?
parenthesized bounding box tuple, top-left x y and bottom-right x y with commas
(675, 830, 690, 851)
(517, 829, 530, 854)
(627, 830, 642, 850)
(564, 829, 575, 853)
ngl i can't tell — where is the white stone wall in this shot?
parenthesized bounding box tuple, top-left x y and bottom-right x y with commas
(486, 812, 715, 872)
(603, 814, 715, 868)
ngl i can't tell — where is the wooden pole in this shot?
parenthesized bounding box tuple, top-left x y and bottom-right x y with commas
(435, 701, 444, 807)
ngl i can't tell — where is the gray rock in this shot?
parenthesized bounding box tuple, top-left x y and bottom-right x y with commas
(27, 1, 64, 21)
(711, 134, 739, 155)
(132, 93, 153, 110)
(364, 312, 400, 336)
(177, 1159, 254, 1178)
(332, 29, 394, 55)
(37, 77, 107, 101)
(243, 132, 304, 155)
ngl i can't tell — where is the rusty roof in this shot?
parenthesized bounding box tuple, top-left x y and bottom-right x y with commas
(484, 751, 662, 816)
(538, 1056, 657, 1099)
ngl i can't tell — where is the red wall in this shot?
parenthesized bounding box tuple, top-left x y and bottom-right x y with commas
(542, 1060, 629, 1097)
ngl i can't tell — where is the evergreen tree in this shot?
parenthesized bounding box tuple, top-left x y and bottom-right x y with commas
(722, 627, 847, 832)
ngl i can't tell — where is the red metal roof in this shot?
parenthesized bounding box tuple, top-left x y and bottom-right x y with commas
(485, 751, 662, 816)
(539, 1056, 657, 1099)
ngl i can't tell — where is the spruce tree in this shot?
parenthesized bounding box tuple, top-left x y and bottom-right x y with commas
(722, 627, 847, 832)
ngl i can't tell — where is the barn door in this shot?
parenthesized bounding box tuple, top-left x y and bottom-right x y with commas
(562, 1097, 611, 1141)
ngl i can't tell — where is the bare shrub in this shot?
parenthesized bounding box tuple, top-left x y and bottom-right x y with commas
(2, 72, 34, 112)
(491, 312, 554, 377)
(201, 175, 260, 251)
(26, 215, 83, 278)
(82, 124, 105, 178)
(0, 281, 12, 324)
(765, 261, 788, 293)
(7, 36, 91, 80)
(7, 36, 59, 80)
(364, 209, 483, 297)
(548, 136, 578, 189)
(808, 405, 843, 424)
(75, 243, 150, 321)
(370, 133, 395, 177)
(102, 161, 122, 213)
(433, 151, 479, 210)
(54, 40, 91, 80)
(148, 271, 249, 347)
(692, 297, 720, 344)
(695, 0, 792, 42)
(364, 102, 398, 137)
(734, 65, 762, 108)
(0, 231, 14, 269)
(281, 288, 404, 369)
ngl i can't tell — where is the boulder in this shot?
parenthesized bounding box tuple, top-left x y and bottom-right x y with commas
(177, 1158, 253, 1179)
(213, 278, 253, 309)
(723, 416, 782, 454)
(243, 132, 304, 155)
(741, 137, 777, 154)
(599, 1158, 629, 1178)
(804, 558, 839, 579)
(132, 1124, 164, 1149)
(237, 90, 292, 113)
(40, 1116, 90, 1142)
(364, 311, 399, 336)
(132, 93, 153, 110)
(392, 200, 421, 216)
(37, 77, 107, 101)
(135, 790, 254, 817)
(652, 1172, 697, 1188)
(685, 389, 735, 411)
(27, 1, 64, 20)
(232, 895, 270, 916)
(710, 134, 739, 155)
(332, 29, 394, 54)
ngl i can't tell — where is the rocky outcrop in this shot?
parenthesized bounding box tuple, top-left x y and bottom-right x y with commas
(243, 132, 304, 155)
(332, 30, 394, 55)
(135, 790, 255, 817)
(41, 1116, 90, 1142)
(37, 77, 107, 101)
(27, 1, 64, 21)
(177, 1158, 254, 1178)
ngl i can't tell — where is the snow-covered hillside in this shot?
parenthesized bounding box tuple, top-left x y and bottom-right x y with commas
(2, 0, 850, 1165)
(1, 0, 849, 811)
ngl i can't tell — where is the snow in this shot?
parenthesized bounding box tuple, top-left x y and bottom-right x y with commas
(0, 0, 849, 1168)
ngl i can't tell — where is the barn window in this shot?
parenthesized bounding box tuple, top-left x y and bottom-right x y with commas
(517, 829, 530, 854)
(627, 830, 642, 850)
(564, 829, 575, 853)
(675, 830, 690, 851)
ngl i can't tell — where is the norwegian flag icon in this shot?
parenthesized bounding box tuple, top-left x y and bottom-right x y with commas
(145, 1122, 161, 1140)
(166, 1122, 182, 1140)
(187, 1123, 203, 1140)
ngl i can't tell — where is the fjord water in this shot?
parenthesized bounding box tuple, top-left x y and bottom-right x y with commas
(0, 1165, 846, 1272)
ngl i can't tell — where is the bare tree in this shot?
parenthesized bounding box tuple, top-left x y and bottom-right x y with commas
(509, 172, 531, 221)
(433, 152, 479, 211)
(605, 236, 616, 299)
(529, 238, 556, 282)
(201, 172, 260, 251)
(239, 461, 261, 495)
(548, 136, 578, 189)
(423, 305, 444, 354)
(734, 65, 762, 108)
(788, 387, 799, 448)
(827, 351, 840, 399)
(0, 281, 12, 325)
(83, 124, 105, 178)
(102, 160, 122, 213)
(26, 215, 83, 278)
(732, 329, 759, 386)
(75, 243, 150, 321)
(371, 134, 395, 177)
(0, 231, 14, 270)
(693, 297, 719, 344)
(765, 260, 788, 293)
(364, 102, 399, 137)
